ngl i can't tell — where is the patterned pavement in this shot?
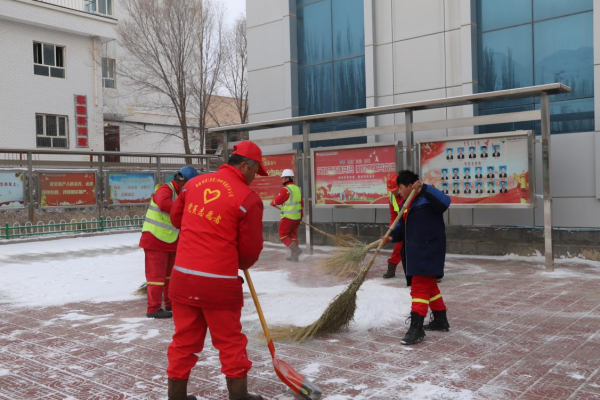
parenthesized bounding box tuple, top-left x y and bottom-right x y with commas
(1, 243, 599, 399)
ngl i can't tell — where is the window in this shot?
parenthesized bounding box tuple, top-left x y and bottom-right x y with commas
(297, 0, 366, 147)
(88, 0, 113, 16)
(36, 114, 68, 149)
(33, 42, 65, 78)
(102, 58, 116, 89)
(476, 0, 594, 134)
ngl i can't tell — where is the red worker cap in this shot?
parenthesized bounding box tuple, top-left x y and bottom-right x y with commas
(386, 173, 399, 191)
(231, 141, 268, 176)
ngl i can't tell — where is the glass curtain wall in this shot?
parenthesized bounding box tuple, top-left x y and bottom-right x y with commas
(297, 0, 367, 147)
(477, 0, 594, 134)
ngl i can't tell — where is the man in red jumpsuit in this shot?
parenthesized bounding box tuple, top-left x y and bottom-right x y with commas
(270, 169, 303, 261)
(139, 166, 199, 319)
(384, 173, 408, 284)
(166, 141, 267, 400)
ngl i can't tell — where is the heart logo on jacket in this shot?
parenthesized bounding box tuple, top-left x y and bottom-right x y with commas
(204, 188, 221, 204)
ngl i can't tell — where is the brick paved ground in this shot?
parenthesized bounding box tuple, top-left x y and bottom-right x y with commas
(1, 242, 599, 399)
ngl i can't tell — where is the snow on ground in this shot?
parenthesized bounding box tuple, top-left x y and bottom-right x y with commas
(0, 232, 412, 333)
(241, 268, 412, 330)
(0, 233, 143, 307)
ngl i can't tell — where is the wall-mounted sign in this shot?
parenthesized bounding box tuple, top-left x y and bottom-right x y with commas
(0, 171, 25, 209)
(418, 131, 534, 208)
(39, 172, 96, 207)
(75, 95, 88, 148)
(312, 143, 398, 208)
(250, 152, 297, 206)
(108, 172, 155, 205)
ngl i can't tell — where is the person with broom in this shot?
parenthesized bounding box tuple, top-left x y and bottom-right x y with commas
(382, 170, 451, 345)
(166, 141, 268, 400)
(270, 169, 303, 262)
(383, 173, 407, 282)
(139, 166, 199, 319)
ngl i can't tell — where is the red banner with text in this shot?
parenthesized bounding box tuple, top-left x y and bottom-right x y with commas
(314, 145, 396, 206)
(39, 172, 96, 207)
(250, 153, 297, 206)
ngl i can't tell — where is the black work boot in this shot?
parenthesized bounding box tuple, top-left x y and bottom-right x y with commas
(226, 376, 264, 400)
(146, 309, 173, 319)
(401, 312, 426, 345)
(424, 309, 450, 332)
(168, 378, 197, 400)
(383, 262, 397, 279)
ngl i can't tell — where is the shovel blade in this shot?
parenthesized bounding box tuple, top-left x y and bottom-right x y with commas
(272, 357, 322, 400)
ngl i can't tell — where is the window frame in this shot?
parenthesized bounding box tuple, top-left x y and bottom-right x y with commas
(33, 42, 66, 79)
(102, 57, 117, 89)
(88, 0, 114, 16)
(36, 114, 69, 149)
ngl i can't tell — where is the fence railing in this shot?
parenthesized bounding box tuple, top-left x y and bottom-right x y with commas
(2, 216, 143, 240)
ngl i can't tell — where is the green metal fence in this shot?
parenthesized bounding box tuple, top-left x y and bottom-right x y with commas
(3, 217, 144, 240)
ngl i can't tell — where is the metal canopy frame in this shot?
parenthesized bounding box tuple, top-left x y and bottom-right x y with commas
(209, 83, 572, 272)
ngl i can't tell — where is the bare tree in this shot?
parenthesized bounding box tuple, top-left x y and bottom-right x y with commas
(116, 0, 225, 157)
(221, 15, 249, 126)
(189, 0, 225, 155)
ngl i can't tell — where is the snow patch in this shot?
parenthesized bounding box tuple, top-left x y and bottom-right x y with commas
(141, 329, 160, 340)
(241, 270, 411, 331)
(567, 372, 586, 380)
(404, 382, 473, 399)
(324, 378, 349, 384)
(300, 363, 321, 376)
(0, 369, 10, 376)
(470, 364, 485, 369)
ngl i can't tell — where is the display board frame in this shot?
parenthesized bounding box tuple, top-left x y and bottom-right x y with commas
(311, 142, 402, 209)
(417, 130, 535, 209)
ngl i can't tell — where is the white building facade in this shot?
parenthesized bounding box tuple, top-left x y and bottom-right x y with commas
(0, 0, 116, 153)
(246, 0, 600, 229)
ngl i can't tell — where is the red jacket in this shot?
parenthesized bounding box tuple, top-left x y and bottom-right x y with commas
(270, 181, 304, 218)
(168, 164, 264, 309)
(139, 181, 181, 252)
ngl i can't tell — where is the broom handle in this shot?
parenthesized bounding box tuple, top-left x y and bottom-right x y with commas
(364, 189, 418, 269)
(243, 269, 273, 345)
(271, 204, 333, 239)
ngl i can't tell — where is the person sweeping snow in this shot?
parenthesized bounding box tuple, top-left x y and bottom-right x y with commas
(139, 166, 199, 319)
(383, 173, 406, 281)
(270, 169, 304, 261)
(166, 141, 268, 400)
(382, 170, 451, 345)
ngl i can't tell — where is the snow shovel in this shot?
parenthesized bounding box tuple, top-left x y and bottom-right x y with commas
(243, 269, 323, 400)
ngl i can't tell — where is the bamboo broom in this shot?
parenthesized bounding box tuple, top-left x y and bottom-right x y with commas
(272, 205, 360, 248)
(272, 189, 417, 342)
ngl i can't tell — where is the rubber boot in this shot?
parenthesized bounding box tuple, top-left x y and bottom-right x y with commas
(401, 312, 426, 345)
(383, 262, 397, 279)
(286, 242, 301, 262)
(168, 378, 197, 400)
(226, 376, 264, 400)
(146, 309, 172, 319)
(424, 309, 450, 332)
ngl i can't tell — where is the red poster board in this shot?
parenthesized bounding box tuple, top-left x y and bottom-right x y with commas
(313, 144, 396, 207)
(39, 172, 96, 207)
(250, 153, 297, 206)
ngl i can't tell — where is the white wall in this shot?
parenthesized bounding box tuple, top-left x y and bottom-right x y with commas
(0, 19, 105, 153)
(246, 0, 297, 153)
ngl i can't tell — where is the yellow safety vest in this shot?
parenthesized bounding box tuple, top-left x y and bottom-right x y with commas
(389, 192, 400, 213)
(281, 184, 302, 220)
(141, 183, 179, 243)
